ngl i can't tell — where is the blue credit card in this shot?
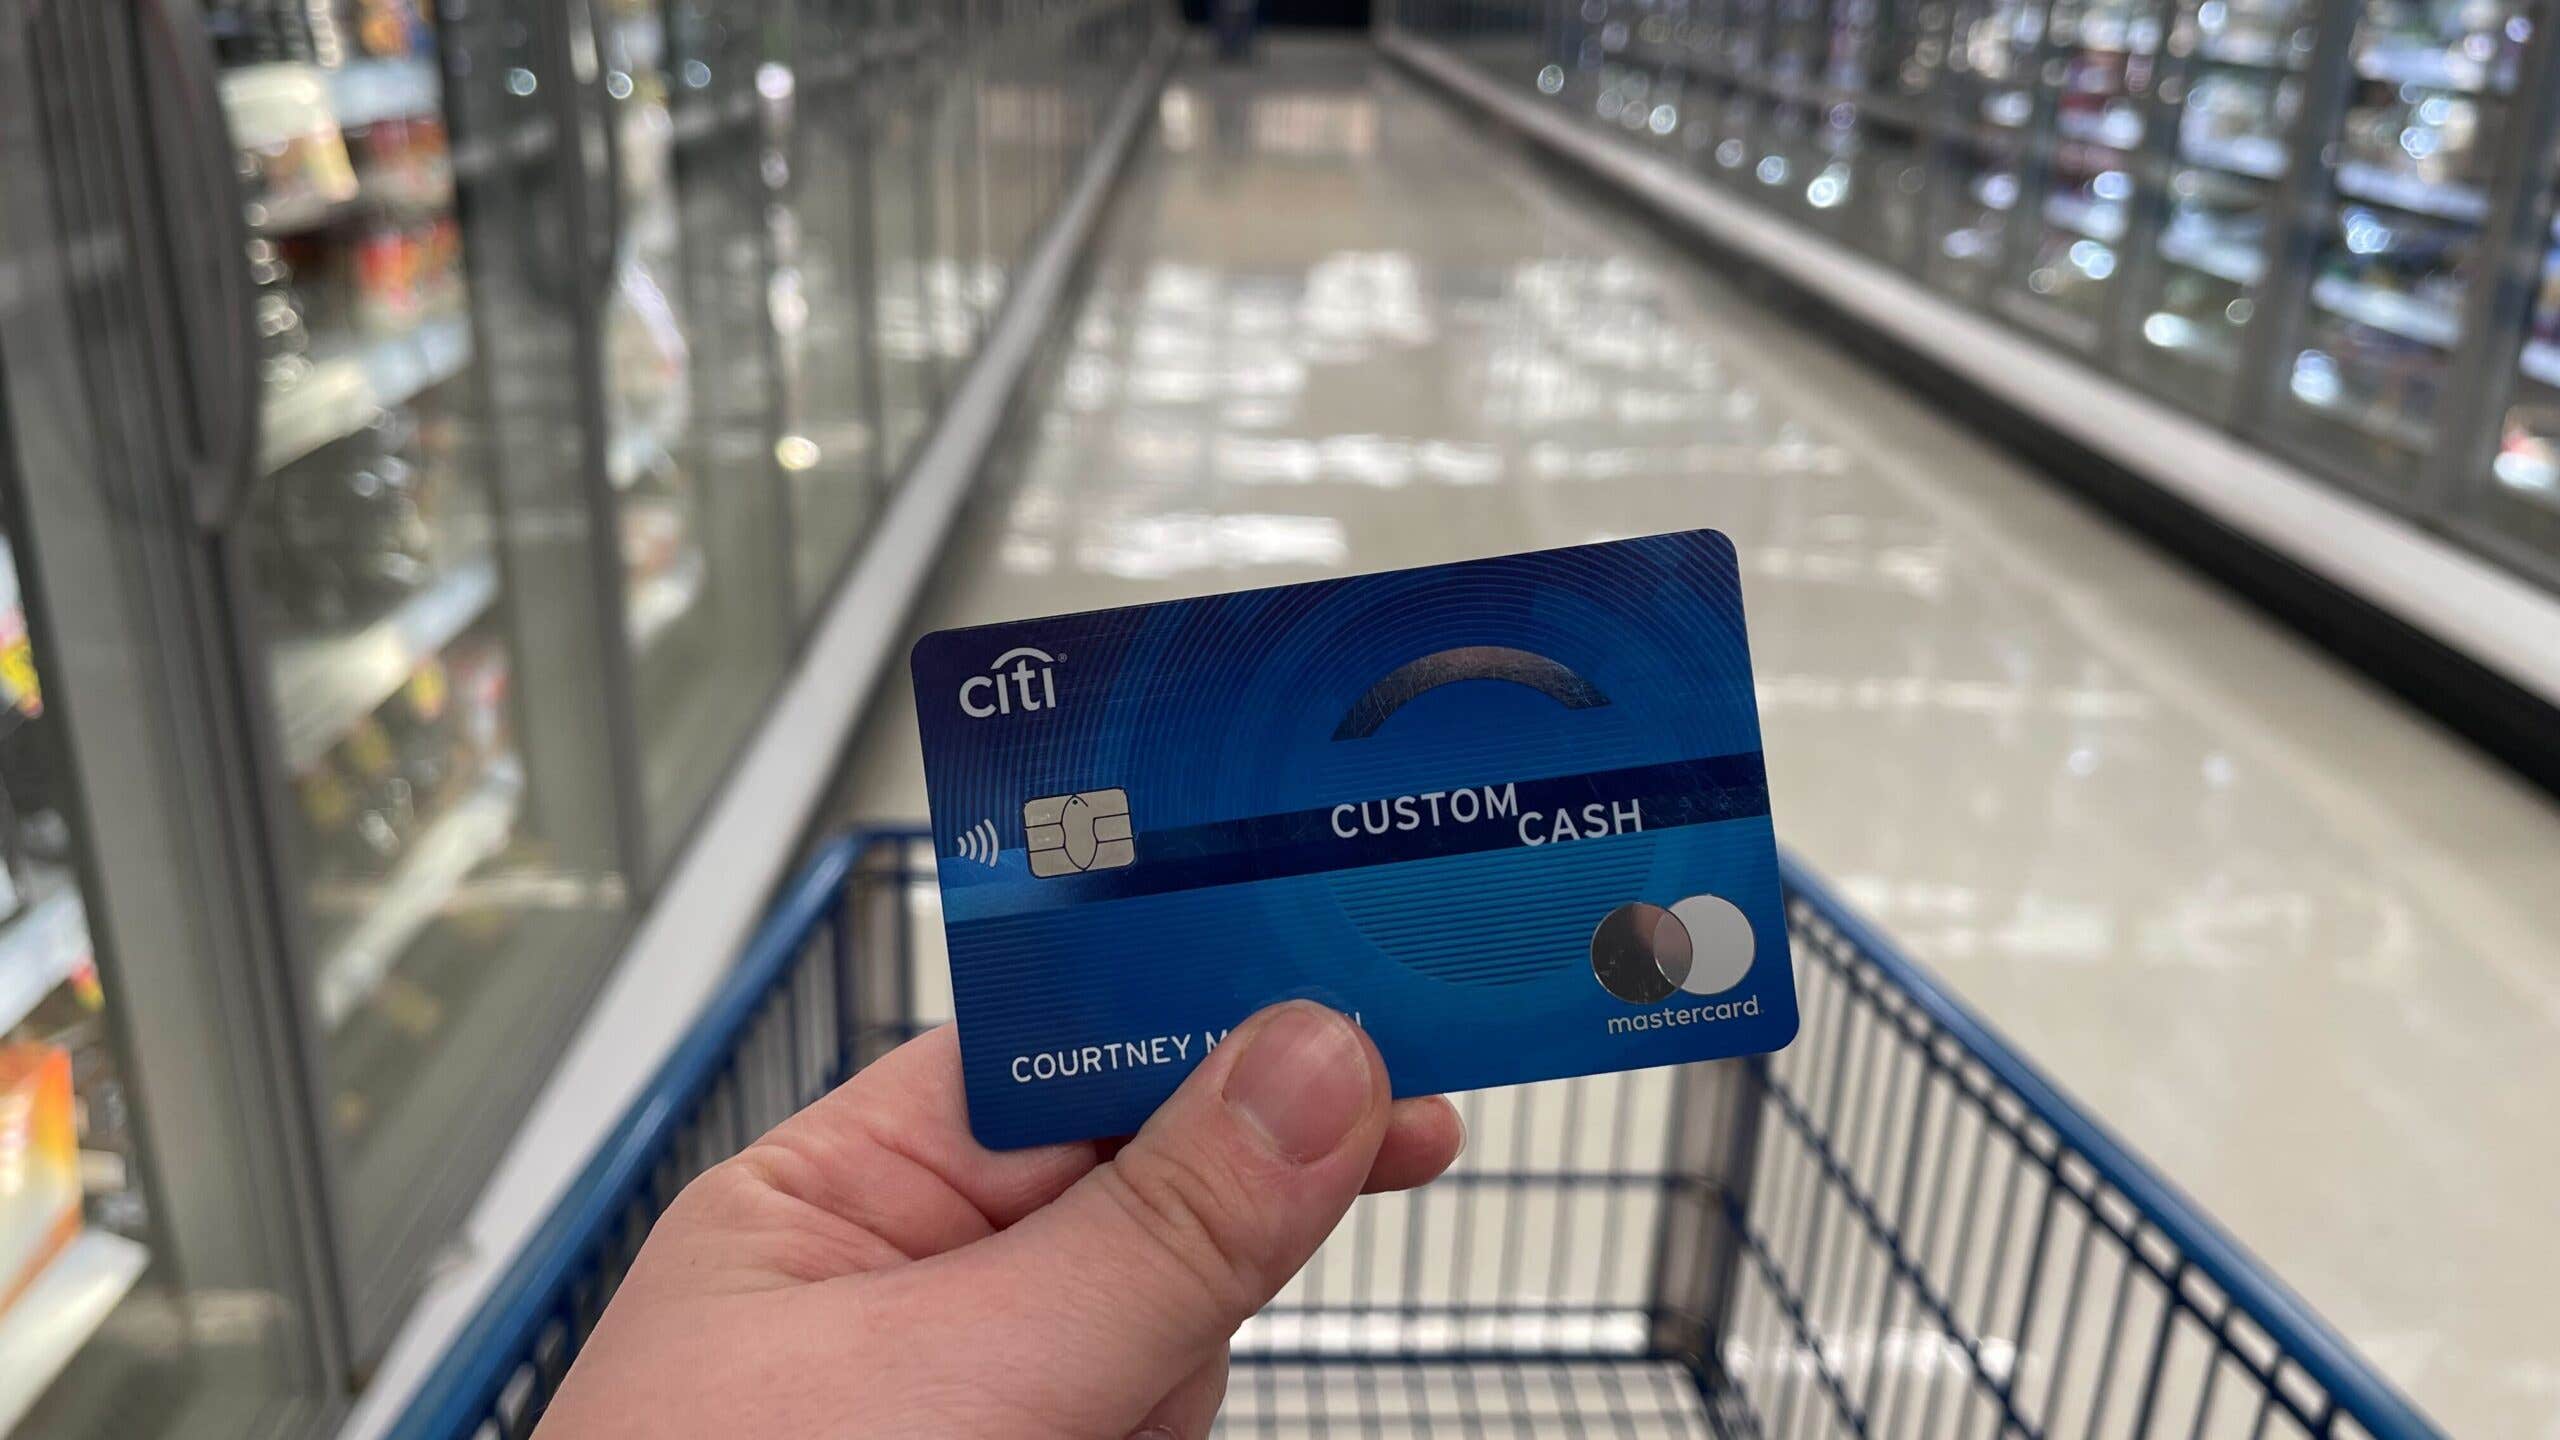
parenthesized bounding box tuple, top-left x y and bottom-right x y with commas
(911, 529, 1797, 1149)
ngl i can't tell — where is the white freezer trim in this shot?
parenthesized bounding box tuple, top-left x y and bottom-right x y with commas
(329, 36, 1179, 1440)
(1382, 30, 2560, 712)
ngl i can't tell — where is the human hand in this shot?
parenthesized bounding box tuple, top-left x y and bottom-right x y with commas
(535, 1001, 1464, 1439)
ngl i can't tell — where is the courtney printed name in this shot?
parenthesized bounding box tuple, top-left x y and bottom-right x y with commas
(1008, 1012, 1364, 1085)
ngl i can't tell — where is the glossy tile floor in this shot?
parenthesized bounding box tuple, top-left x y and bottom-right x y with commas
(839, 39, 2560, 1437)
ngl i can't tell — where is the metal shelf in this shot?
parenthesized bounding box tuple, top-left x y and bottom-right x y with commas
(2043, 192, 2127, 242)
(2521, 338, 2560, 390)
(2055, 108, 2143, 150)
(626, 549, 707, 655)
(0, 1231, 150, 1433)
(2309, 274, 2464, 348)
(453, 116, 557, 183)
(2193, 33, 2295, 69)
(2352, 40, 2499, 93)
(0, 885, 90, 1036)
(2331, 161, 2492, 223)
(2288, 368, 2437, 446)
(270, 553, 500, 774)
(2160, 224, 2265, 284)
(2180, 131, 2287, 180)
(313, 759, 525, 1031)
(2138, 310, 2244, 365)
(247, 187, 356, 237)
(327, 58, 442, 131)
(260, 316, 475, 474)
(248, 170, 454, 238)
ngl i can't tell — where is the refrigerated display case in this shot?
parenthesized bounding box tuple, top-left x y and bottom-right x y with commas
(0, 0, 1168, 1430)
(0, 444, 326, 1440)
(584, 0, 795, 872)
(2120, 0, 2313, 414)
(772, 0, 889, 613)
(2263, 0, 2531, 486)
(2486, 242, 2560, 504)
(2453, 104, 2560, 575)
(1398, 0, 2560, 594)
(0, 6, 338, 1434)
(1922, 0, 2037, 298)
(924, 9, 993, 375)
(1989, 0, 2168, 353)
(1756, 0, 1843, 223)
(1841, 0, 1949, 267)
(865, 1, 945, 485)
(208, 0, 639, 1351)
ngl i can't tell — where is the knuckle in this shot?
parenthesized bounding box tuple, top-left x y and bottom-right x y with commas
(678, 1153, 784, 1218)
(1096, 1151, 1271, 1322)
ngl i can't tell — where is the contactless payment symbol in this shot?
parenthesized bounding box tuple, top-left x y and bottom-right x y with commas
(1024, 789, 1134, 877)
(1591, 895, 1755, 1003)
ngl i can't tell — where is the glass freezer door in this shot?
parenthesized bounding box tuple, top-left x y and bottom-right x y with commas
(1756, 0, 1840, 223)
(923, 8, 991, 366)
(1993, 0, 2170, 353)
(1844, 0, 1950, 269)
(772, 0, 888, 615)
(2121, 0, 2314, 415)
(2266, 0, 2532, 487)
(0, 447, 320, 1440)
(589, 0, 791, 869)
(1, 3, 332, 1427)
(1924, 0, 2036, 297)
(207, 0, 634, 1343)
(2458, 126, 2560, 578)
(0, 554, 150, 1432)
(865, 0, 947, 487)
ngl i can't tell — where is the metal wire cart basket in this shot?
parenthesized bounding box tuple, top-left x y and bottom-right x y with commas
(393, 831, 2441, 1440)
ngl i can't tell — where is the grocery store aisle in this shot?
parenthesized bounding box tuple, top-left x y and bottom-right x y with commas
(838, 38, 2560, 1433)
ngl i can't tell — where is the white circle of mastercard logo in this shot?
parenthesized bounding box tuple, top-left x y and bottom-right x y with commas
(1590, 895, 1755, 1004)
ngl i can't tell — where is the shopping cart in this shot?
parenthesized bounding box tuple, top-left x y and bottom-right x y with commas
(390, 829, 2442, 1440)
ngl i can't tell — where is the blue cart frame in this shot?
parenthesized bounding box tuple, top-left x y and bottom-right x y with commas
(389, 829, 2442, 1440)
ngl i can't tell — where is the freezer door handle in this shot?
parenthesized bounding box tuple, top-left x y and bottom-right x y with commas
(136, 0, 261, 533)
(574, 0, 626, 288)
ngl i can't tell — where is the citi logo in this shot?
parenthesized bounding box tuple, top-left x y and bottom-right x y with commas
(960, 646, 1061, 718)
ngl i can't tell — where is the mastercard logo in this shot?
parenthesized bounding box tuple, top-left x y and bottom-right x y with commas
(1589, 896, 1756, 1004)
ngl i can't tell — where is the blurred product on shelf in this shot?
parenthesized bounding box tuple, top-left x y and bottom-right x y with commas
(606, 264, 692, 455)
(254, 409, 443, 628)
(293, 638, 511, 890)
(0, 1045, 78, 1320)
(210, 0, 431, 67)
(353, 0, 432, 59)
(231, 65, 362, 233)
(0, 552, 38, 741)
(2495, 408, 2558, 488)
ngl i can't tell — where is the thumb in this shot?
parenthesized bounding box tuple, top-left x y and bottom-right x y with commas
(889, 1001, 1387, 1433)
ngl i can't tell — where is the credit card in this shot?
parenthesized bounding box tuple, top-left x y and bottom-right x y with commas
(911, 529, 1797, 1149)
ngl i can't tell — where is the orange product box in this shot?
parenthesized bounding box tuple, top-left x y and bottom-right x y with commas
(0, 1043, 82, 1318)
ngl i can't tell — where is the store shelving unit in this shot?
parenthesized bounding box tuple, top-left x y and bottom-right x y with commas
(312, 759, 525, 1030)
(0, 5, 1170, 1438)
(0, 1232, 150, 1434)
(1393, 0, 2560, 604)
(269, 553, 498, 772)
(0, 889, 88, 1040)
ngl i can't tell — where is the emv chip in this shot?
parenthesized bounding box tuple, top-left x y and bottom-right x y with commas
(1023, 789, 1133, 876)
